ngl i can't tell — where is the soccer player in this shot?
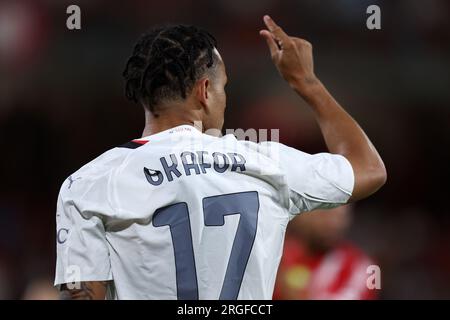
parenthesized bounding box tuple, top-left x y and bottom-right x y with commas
(55, 16, 386, 299)
(274, 205, 377, 300)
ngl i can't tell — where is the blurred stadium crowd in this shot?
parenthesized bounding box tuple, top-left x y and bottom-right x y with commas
(0, 0, 449, 299)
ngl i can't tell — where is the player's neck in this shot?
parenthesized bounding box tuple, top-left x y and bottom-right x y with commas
(141, 108, 201, 137)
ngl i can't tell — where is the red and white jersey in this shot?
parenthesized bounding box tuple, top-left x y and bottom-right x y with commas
(274, 238, 376, 300)
(54, 125, 354, 299)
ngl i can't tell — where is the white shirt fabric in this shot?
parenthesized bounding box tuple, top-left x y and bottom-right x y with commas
(54, 125, 354, 299)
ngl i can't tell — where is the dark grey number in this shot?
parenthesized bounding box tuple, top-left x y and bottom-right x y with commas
(153, 192, 260, 300)
(153, 202, 198, 299)
(203, 191, 259, 299)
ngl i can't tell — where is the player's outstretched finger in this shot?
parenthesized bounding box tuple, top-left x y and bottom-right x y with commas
(259, 30, 278, 57)
(263, 15, 289, 42)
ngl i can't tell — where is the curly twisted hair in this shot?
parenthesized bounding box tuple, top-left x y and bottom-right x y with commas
(122, 24, 218, 114)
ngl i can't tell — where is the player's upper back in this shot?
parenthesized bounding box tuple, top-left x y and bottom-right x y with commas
(56, 124, 354, 299)
(108, 125, 288, 220)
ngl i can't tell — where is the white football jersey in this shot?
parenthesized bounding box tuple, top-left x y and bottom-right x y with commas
(54, 125, 354, 300)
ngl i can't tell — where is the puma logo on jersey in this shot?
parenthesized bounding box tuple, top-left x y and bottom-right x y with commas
(67, 175, 82, 189)
(144, 150, 246, 186)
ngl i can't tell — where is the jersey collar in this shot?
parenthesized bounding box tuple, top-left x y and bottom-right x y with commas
(138, 124, 202, 142)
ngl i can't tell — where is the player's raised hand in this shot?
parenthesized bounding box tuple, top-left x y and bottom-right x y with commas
(259, 15, 318, 92)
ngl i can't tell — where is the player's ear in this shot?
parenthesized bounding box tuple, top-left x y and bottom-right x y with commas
(195, 77, 210, 110)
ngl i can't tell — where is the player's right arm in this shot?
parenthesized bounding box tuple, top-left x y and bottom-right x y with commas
(55, 170, 114, 300)
(260, 15, 386, 202)
(59, 281, 109, 300)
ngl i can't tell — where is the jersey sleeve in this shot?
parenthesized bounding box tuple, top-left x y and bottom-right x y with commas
(259, 141, 354, 217)
(54, 169, 114, 287)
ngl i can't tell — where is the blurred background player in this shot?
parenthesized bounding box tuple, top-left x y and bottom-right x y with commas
(274, 205, 376, 300)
